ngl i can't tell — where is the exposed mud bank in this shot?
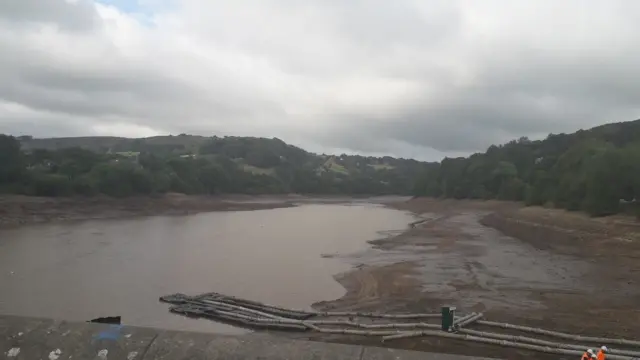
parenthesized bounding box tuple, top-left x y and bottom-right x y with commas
(0, 194, 295, 228)
(310, 198, 640, 360)
(0, 194, 411, 229)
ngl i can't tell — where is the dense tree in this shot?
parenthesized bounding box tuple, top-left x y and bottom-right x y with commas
(414, 119, 640, 217)
(0, 135, 24, 185)
(30, 173, 74, 197)
(197, 163, 228, 194)
(2, 133, 427, 197)
(90, 163, 154, 197)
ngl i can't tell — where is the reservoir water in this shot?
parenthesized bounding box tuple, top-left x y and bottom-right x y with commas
(0, 203, 415, 333)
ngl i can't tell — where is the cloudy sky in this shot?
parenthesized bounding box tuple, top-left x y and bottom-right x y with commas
(1, 0, 639, 160)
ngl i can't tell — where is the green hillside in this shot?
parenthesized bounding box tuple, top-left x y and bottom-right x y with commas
(1, 134, 428, 197)
(414, 119, 640, 216)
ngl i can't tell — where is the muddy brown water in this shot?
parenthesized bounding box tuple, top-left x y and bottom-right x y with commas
(0, 203, 416, 334)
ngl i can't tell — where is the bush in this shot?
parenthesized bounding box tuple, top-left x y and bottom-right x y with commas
(31, 174, 73, 197)
(72, 175, 98, 196)
(90, 162, 153, 197)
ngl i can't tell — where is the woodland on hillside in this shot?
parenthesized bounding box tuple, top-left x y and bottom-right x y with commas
(413, 120, 640, 216)
(0, 134, 425, 197)
(5, 119, 640, 217)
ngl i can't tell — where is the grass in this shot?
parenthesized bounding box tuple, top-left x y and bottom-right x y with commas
(323, 157, 349, 174)
(368, 164, 395, 171)
(241, 164, 276, 176)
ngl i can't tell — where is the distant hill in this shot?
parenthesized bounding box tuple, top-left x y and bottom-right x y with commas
(414, 119, 640, 216)
(7, 134, 430, 196)
(19, 134, 209, 154)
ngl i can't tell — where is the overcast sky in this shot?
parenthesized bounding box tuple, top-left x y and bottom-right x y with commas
(1, 0, 639, 160)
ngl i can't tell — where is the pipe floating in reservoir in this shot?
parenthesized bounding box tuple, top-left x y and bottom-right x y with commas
(160, 292, 640, 360)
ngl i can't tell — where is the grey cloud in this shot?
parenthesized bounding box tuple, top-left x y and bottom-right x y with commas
(323, 40, 640, 153)
(0, 0, 99, 31)
(0, 32, 286, 133)
(0, 119, 90, 138)
(0, 108, 94, 138)
(329, 0, 461, 51)
(2, 0, 640, 160)
(481, 49, 640, 110)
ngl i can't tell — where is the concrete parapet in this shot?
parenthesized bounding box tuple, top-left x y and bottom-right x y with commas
(0, 315, 497, 359)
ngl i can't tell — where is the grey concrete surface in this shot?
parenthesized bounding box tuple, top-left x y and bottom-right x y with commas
(0, 315, 498, 359)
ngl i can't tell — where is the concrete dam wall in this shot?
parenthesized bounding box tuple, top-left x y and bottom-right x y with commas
(0, 315, 497, 359)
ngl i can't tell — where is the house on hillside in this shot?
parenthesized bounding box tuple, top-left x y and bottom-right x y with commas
(110, 151, 140, 164)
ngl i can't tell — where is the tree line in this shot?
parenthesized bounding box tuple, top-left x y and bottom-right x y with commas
(413, 120, 640, 217)
(0, 134, 423, 197)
